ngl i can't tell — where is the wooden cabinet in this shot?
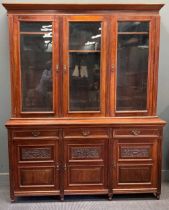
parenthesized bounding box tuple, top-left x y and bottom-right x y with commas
(112, 136, 158, 192)
(11, 129, 60, 196)
(3, 3, 166, 202)
(64, 138, 108, 194)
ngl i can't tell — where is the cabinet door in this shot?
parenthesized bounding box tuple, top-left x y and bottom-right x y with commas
(112, 138, 158, 192)
(13, 139, 60, 194)
(63, 16, 107, 117)
(110, 16, 157, 116)
(64, 138, 108, 194)
(12, 15, 59, 117)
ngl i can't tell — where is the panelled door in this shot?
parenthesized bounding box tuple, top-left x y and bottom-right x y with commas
(13, 138, 60, 195)
(62, 16, 107, 117)
(110, 16, 157, 116)
(12, 15, 60, 117)
(63, 127, 109, 194)
(112, 129, 159, 192)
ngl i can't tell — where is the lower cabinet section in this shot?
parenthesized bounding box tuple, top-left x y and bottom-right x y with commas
(7, 125, 163, 201)
(112, 138, 158, 194)
(12, 138, 60, 196)
(64, 138, 108, 193)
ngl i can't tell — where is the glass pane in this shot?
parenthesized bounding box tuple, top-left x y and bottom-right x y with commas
(116, 33, 149, 111)
(69, 52, 100, 111)
(20, 22, 52, 32)
(20, 30, 53, 112)
(69, 22, 101, 50)
(118, 21, 149, 32)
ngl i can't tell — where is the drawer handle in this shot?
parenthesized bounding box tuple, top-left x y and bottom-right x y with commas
(81, 129, 91, 136)
(131, 129, 141, 136)
(32, 131, 40, 137)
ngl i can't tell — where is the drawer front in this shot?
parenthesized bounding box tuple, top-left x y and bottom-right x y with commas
(64, 128, 109, 138)
(13, 129, 59, 138)
(113, 128, 160, 138)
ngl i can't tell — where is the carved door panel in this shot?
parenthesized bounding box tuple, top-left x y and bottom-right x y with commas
(112, 138, 158, 191)
(13, 139, 60, 193)
(64, 139, 108, 193)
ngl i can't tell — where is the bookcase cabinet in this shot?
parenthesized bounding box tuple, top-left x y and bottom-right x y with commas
(3, 3, 165, 201)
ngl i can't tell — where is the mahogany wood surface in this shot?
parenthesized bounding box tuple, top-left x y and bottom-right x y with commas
(3, 3, 164, 11)
(6, 117, 166, 126)
(3, 3, 166, 202)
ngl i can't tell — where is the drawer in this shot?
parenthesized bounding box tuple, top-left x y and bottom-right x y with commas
(64, 128, 109, 138)
(13, 129, 59, 138)
(113, 128, 160, 137)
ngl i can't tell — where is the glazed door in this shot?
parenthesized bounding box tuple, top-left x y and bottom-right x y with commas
(13, 15, 59, 117)
(110, 16, 157, 116)
(63, 16, 107, 117)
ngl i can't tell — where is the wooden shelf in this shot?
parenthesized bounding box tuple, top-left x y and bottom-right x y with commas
(118, 32, 148, 35)
(69, 50, 100, 53)
(20, 32, 52, 35)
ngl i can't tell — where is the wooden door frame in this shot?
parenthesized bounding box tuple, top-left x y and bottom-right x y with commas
(11, 15, 60, 117)
(62, 15, 107, 117)
(110, 15, 157, 116)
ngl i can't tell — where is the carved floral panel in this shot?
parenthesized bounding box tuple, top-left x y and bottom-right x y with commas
(120, 146, 151, 158)
(71, 147, 101, 159)
(20, 147, 52, 160)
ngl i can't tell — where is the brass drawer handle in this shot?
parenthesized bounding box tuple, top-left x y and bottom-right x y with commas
(32, 131, 40, 137)
(131, 129, 141, 136)
(81, 129, 91, 136)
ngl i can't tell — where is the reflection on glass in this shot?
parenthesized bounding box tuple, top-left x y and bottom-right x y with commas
(118, 21, 149, 32)
(69, 22, 101, 112)
(69, 53, 100, 111)
(20, 22, 53, 112)
(20, 22, 52, 32)
(69, 22, 101, 50)
(117, 23, 149, 111)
